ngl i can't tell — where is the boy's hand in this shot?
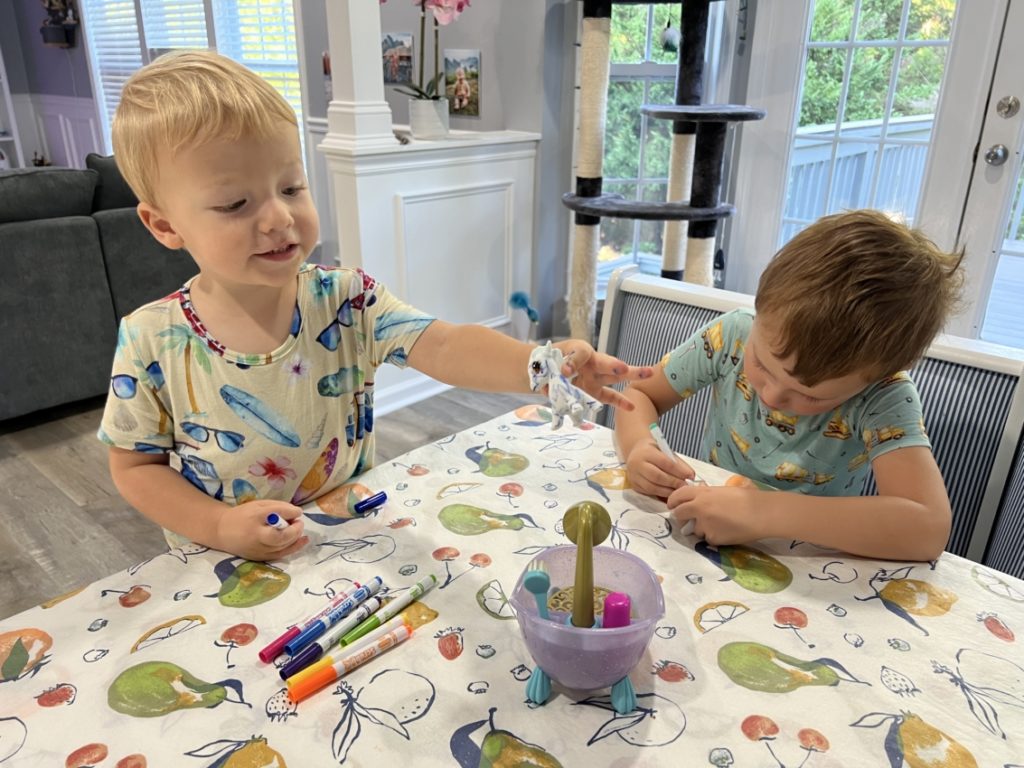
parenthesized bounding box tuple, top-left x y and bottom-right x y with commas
(625, 442, 695, 499)
(667, 485, 766, 545)
(216, 500, 308, 561)
(554, 339, 653, 411)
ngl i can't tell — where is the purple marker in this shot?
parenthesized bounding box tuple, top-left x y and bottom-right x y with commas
(602, 592, 631, 629)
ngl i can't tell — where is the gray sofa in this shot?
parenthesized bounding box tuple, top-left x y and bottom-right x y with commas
(0, 156, 197, 421)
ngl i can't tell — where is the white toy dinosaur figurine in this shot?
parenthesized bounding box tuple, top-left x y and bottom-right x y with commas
(528, 342, 601, 430)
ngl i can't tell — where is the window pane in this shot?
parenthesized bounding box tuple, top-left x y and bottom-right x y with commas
(800, 47, 846, 129)
(893, 45, 946, 118)
(650, 4, 678, 65)
(637, 183, 668, 269)
(845, 47, 895, 122)
(784, 136, 833, 224)
(828, 141, 876, 210)
(810, 0, 853, 42)
(874, 142, 928, 215)
(907, 0, 955, 40)
(610, 5, 648, 64)
(604, 80, 644, 180)
(856, 0, 904, 41)
(641, 79, 674, 179)
(982, 170, 1024, 347)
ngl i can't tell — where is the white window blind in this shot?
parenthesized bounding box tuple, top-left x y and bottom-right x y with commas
(81, 0, 303, 156)
(80, 0, 144, 150)
(212, 0, 303, 128)
(139, 0, 211, 57)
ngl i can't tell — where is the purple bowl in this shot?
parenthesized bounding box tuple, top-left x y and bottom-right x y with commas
(510, 545, 665, 691)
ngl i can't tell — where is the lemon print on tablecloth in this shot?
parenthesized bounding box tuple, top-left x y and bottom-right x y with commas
(586, 468, 630, 491)
(972, 564, 1024, 602)
(879, 579, 957, 617)
(693, 600, 749, 633)
(130, 615, 206, 653)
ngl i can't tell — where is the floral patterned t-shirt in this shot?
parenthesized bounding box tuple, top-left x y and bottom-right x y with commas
(99, 264, 434, 546)
(662, 308, 930, 495)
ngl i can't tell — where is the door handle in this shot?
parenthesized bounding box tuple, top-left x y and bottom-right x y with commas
(984, 144, 1009, 166)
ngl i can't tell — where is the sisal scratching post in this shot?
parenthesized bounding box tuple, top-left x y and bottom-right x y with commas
(661, 132, 695, 279)
(568, 4, 612, 341)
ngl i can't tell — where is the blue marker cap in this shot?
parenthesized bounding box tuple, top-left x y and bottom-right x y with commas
(354, 491, 387, 514)
(279, 642, 322, 680)
(284, 619, 326, 657)
(266, 513, 288, 530)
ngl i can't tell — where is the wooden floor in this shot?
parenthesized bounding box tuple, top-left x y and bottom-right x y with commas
(0, 389, 532, 620)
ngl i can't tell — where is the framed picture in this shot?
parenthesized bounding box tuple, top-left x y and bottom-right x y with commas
(382, 33, 414, 85)
(444, 48, 480, 117)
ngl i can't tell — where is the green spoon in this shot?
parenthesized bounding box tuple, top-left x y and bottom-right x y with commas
(563, 501, 612, 628)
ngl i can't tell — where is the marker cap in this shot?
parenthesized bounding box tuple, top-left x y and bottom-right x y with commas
(284, 620, 326, 657)
(602, 592, 632, 629)
(258, 626, 300, 663)
(354, 491, 387, 514)
(279, 642, 322, 680)
(287, 664, 337, 703)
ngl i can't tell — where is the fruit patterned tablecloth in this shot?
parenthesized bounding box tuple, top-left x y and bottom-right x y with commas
(2, 407, 1023, 767)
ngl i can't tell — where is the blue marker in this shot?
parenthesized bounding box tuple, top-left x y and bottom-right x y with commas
(284, 577, 383, 656)
(354, 491, 387, 514)
(266, 513, 289, 530)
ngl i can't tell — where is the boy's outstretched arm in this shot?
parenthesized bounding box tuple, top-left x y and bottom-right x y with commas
(406, 320, 653, 410)
(668, 446, 952, 561)
(614, 370, 698, 497)
(109, 447, 308, 560)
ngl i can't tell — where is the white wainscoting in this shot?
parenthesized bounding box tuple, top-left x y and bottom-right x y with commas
(23, 94, 102, 168)
(320, 130, 540, 415)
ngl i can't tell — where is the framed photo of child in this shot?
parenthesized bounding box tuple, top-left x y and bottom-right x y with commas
(444, 48, 480, 117)
(382, 33, 413, 85)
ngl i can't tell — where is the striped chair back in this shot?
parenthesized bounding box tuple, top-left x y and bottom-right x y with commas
(862, 347, 1024, 560)
(985, 434, 1024, 578)
(597, 267, 752, 459)
(598, 266, 1024, 566)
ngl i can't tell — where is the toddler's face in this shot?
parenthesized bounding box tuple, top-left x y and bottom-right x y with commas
(743, 316, 872, 416)
(142, 120, 318, 293)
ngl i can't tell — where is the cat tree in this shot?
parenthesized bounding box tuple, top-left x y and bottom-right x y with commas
(563, 0, 764, 339)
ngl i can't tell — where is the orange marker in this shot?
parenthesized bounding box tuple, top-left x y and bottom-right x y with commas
(287, 624, 413, 703)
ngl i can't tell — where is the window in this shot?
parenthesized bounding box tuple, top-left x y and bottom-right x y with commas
(80, 0, 302, 152)
(596, 3, 725, 294)
(781, 0, 955, 245)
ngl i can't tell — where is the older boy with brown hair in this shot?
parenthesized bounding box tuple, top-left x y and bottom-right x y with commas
(616, 209, 963, 561)
(100, 50, 651, 562)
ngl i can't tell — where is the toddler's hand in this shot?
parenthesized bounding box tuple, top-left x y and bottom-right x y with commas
(667, 484, 764, 545)
(626, 441, 695, 500)
(217, 499, 308, 561)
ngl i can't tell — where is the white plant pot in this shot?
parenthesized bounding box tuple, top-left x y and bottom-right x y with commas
(409, 98, 450, 140)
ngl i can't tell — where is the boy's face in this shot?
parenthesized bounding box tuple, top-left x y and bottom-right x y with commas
(138, 121, 318, 293)
(743, 316, 873, 416)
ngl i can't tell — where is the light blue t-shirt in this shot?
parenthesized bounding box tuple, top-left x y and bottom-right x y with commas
(662, 308, 930, 495)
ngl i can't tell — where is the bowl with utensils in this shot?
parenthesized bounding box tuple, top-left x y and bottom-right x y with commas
(509, 503, 665, 713)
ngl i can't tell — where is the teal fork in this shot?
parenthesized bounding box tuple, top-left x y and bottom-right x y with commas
(523, 559, 551, 620)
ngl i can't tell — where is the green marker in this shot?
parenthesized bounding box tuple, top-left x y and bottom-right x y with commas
(340, 572, 438, 646)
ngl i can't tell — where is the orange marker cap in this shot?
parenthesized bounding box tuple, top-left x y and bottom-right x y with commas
(287, 664, 337, 703)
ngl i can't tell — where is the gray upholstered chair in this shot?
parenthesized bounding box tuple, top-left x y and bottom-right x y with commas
(597, 266, 1024, 563)
(985, 434, 1024, 578)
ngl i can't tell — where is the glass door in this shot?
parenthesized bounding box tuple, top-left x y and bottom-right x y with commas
(728, 0, 1023, 349)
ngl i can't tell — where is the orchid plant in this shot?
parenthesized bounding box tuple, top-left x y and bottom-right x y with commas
(381, 0, 471, 100)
